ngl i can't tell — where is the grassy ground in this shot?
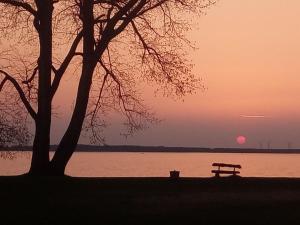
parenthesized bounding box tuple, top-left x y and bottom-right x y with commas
(1, 176, 300, 225)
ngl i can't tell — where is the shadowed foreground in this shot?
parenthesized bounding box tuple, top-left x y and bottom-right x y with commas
(1, 176, 300, 225)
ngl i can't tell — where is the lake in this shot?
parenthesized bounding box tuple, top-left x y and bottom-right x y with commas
(1, 152, 300, 177)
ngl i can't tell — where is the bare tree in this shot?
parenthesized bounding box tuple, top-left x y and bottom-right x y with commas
(0, 87, 30, 159)
(0, 0, 82, 175)
(0, 104, 30, 148)
(0, 0, 214, 176)
(0, 116, 30, 159)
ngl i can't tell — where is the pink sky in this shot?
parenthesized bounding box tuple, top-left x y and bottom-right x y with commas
(51, 0, 300, 148)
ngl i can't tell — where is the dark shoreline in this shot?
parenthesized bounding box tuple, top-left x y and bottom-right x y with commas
(2, 176, 300, 225)
(2, 144, 300, 154)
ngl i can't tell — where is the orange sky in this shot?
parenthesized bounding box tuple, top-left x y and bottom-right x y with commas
(52, 0, 300, 148)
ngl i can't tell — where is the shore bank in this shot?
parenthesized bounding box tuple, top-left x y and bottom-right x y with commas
(1, 176, 300, 225)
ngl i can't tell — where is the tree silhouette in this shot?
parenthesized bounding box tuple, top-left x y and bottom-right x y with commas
(0, 108, 30, 149)
(0, 0, 214, 176)
(0, 90, 30, 159)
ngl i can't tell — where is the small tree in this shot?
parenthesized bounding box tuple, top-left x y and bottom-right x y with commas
(0, 114, 30, 148)
(0, 0, 215, 176)
(0, 90, 30, 158)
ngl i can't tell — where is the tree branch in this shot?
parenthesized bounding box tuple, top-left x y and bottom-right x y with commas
(0, 70, 37, 120)
(131, 21, 166, 71)
(0, 0, 37, 16)
(91, 61, 108, 124)
(0, 77, 8, 91)
(94, 0, 146, 59)
(98, 56, 132, 117)
(50, 30, 83, 99)
(22, 66, 38, 84)
(137, 0, 168, 17)
(112, 0, 147, 37)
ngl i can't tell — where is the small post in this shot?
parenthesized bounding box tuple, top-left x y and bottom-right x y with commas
(170, 170, 180, 179)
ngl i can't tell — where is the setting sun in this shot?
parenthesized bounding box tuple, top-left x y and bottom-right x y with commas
(236, 136, 246, 145)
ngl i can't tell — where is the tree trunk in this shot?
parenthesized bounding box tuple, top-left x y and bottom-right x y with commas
(49, 65, 95, 175)
(50, 0, 96, 175)
(29, 0, 53, 175)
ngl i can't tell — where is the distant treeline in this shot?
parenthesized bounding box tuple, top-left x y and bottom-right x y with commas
(1, 144, 300, 154)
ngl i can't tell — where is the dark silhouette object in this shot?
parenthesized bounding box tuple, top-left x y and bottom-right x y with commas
(0, 0, 215, 176)
(0, 110, 30, 159)
(170, 170, 180, 179)
(0, 113, 30, 149)
(211, 163, 241, 177)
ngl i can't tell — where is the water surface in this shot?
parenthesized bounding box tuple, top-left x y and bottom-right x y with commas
(1, 152, 300, 177)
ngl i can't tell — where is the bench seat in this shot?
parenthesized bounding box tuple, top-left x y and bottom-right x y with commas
(211, 170, 240, 174)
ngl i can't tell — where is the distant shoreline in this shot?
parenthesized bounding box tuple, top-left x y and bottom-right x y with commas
(2, 144, 300, 154)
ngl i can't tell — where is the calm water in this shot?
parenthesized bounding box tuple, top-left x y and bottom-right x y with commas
(1, 152, 300, 177)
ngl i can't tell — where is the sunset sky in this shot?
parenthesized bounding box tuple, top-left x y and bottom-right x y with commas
(52, 0, 300, 149)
